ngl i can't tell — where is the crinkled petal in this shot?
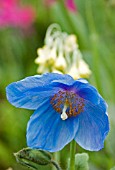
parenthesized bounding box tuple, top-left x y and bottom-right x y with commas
(77, 78, 88, 84)
(6, 73, 74, 110)
(72, 81, 100, 105)
(73, 80, 107, 112)
(50, 73, 74, 85)
(98, 95, 108, 113)
(74, 100, 109, 151)
(27, 99, 78, 152)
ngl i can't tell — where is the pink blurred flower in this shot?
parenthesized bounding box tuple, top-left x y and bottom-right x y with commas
(44, 0, 77, 12)
(65, 0, 77, 12)
(0, 0, 35, 29)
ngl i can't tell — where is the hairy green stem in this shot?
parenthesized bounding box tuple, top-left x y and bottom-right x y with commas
(69, 140, 76, 170)
(52, 152, 60, 170)
(51, 160, 62, 170)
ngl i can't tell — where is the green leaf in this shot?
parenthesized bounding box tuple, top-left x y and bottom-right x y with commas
(110, 166, 115, 170)
(75, 153, 89, 170)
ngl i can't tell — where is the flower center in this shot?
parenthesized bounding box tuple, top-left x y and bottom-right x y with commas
(50, 90, 85, 120)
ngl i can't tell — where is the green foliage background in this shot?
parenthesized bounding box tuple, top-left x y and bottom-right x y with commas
(0, 0, 115, 169)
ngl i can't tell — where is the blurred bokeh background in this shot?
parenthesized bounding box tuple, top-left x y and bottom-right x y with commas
(0, 0, 115, 169)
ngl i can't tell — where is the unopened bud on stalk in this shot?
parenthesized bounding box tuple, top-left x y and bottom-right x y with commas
(14, 148, 52, 169)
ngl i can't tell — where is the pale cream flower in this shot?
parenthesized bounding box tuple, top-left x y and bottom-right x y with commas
(78, 59, 91, 78)
(35, 24, 91, 79)
(35, 46, 50, 64)
(55, 52, 67, 70)
(35, 46, 57, 66)
(64, 34, 78, 52)
(68, 57, 91, 79)
(48, 47, 57, 63)
(68, 63, 80, 80)
(37, 65, 49, 74)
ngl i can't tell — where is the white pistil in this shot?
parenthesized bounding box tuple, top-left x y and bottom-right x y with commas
(61, 105, 68, 120)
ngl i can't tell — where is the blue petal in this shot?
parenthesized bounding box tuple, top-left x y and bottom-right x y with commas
(77, 78, 88, 84)
(6, 73, 74, 110)
(72, 81, 100, 105)
(98, 95, 108, 113)
(74, 100, 109, 151)
(50, 73, 74, 85)
(27, 99, 78, 152)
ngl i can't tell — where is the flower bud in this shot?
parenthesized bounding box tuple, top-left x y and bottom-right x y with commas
(14, 148, 52, 169)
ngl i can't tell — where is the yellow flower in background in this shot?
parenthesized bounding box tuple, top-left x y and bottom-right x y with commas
(64, 34, 77, 52)
(68, 58, 91, 80)
(55, 52, 67, 71)
(35, 24, 91, 79)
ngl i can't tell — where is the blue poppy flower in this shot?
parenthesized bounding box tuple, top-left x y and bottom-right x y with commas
(6, 73, 109, 152)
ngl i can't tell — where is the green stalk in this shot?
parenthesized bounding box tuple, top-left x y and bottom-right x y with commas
(52, 152, 60, 170)
(58, 0, 88, 48)
(58, 0, 74, 32)
(54, 152, 60, 163)
(69, 140, 76, 170)
(58, 0, 79, 35)
(51, 160, 62, 170)
(85, 0, 103, 93)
